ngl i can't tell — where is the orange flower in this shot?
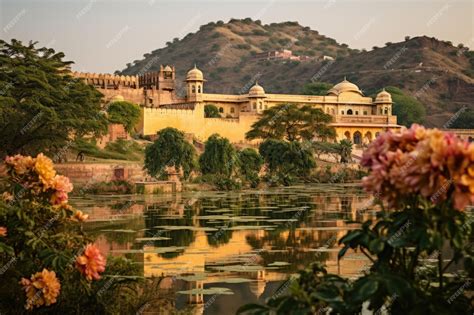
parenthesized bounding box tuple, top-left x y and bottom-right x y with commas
(76, 244, 106, 281)
(20, 269, 61, 310)
(72, 210, 89, 222)
(50, 175, 73, 205)
(0, 226, 7, 237)
(5, 154, 35, 175)
(34, 153, 56, 189)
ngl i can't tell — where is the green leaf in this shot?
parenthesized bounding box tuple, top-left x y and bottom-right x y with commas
(369, 239, 385, 254)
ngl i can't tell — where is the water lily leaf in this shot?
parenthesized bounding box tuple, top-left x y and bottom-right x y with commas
(177, 287, 233, 295)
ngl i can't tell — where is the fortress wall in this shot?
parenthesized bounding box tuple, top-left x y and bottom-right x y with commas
(141, 105, 258, 142)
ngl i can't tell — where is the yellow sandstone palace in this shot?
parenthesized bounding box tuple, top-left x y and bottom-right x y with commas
(74, 65, 400, 144)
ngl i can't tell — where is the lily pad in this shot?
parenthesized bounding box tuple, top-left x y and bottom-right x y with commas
(177, 287, 234, 295)
(268, 261, 291, 267)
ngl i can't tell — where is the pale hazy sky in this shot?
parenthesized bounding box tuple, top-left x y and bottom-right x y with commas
(1, 0, 473, 73)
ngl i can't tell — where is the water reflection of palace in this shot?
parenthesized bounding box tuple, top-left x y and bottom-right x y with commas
(76, 186, 375, 314)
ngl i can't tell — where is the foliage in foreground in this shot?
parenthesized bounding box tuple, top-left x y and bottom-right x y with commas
(0, 154, 141, 314)
(0, 39, 108, 158)
(239, 125, 474, 314)
(144, 127, 197, 179)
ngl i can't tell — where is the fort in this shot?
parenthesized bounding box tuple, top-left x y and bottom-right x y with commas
(74, 65, 401, 144)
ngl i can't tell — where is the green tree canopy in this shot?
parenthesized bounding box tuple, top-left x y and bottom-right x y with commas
(199, 134, 237, 177)
(0, 39, 108, 157)
(204, 104, 221, 118)
(259, 139, 315, 184)
(237, 148, 263, 187)
(385, 86, 426, 127)
(106, 101, 141, 132)
(450, 107, 474, 129)
(144, 127, 197, 179)
(246, 103, 335, 141)
(301, 82, 333, 95)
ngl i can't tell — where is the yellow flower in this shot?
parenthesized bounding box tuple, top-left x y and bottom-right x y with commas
(72, 210, 89, 222)
(20, 269, 61, 310)
(34, 153, 56, 189)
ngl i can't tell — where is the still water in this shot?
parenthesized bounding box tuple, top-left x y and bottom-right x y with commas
(70, 184, 374, 314)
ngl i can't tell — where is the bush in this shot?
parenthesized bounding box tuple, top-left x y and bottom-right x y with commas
(81, 180, 134, 195)
(0, 154, 139, 313)
(144, 128, 197, 179)
(204, 104, 221, 118)
(237, 148, 263, 188)
(199, 134, 238, 177)
(106, 101, 141, 133)
(259, 139, 315, 185)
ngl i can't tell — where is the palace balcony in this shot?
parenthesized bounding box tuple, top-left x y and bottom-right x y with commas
(331, 115, 398, 126)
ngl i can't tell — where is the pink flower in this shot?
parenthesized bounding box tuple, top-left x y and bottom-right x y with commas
(361, 125, 474, 211)
(50, 175, 73, 205)
(76, 244, 106, 281)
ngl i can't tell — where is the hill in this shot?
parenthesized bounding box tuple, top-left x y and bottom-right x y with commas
(120, 19, 474, 128)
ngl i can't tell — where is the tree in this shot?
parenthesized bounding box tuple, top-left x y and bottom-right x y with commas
(246, 104, 335, 142)
(199, 134, 237, 177)
(238, 148, 263, 187)
(0, 39, 108, 157)
(259, 139, 315, 184)
(301, 82, 333, 96)
(339, 139, 353, 163)
(106, 101, 141, 132)
(385, 86, 426, 127)
(450, 107, 474, 129)
(204, 104, 221, 118)
(144, 128, 197, 179)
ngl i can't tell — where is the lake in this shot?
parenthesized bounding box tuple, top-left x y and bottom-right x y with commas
(70, 184, 374, 314)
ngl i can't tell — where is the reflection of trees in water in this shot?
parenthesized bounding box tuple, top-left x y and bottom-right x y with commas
(144, 202, 195, 259)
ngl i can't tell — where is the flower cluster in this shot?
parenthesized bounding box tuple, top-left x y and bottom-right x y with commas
(76, 244, 107, 281)
(361, 125, 474, 210)
(20, 269, 61, 310)
(4, 153, 73, 205)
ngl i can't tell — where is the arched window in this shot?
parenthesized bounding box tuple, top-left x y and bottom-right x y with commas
(344, 131, 351, 140)
(347, 109, 353, 115)
(341, 110, 345, 115)
(355, 111, 359, 115)
(363, 111, 368, 115)
(353, 131, 362, 145)
(253, 103, 257, 110)
(379, 108, 383, 115)
(192, 85, 196, 93)
(197, 85, 201, 93)
(219, 107, 224, 113)
(384, 107, 388, 115)
(230, 107, 235, 113)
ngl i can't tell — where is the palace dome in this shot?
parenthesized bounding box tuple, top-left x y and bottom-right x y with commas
(248, 82, 266, 98)
(375, 88, 392, 103)
(186, 65, 204, 81)
(328, 78, 363, 96)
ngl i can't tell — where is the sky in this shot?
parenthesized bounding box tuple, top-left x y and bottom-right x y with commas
(0, 0, 473, 73)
